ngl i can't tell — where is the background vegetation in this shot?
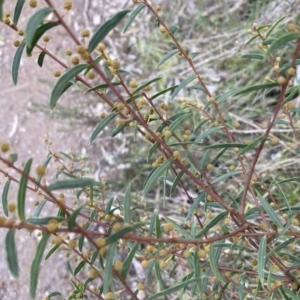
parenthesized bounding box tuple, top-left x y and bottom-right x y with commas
(1, 0, 300, 299)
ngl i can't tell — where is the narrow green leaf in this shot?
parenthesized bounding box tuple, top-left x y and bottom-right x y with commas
(277, 176, 300, 184)
(274, 119, 289, 125)
(89, 9, 131, 53)
(84, 278, 94, 288)
(0, 0, 3, 20)
(290, 107, 300, 113)
(143, 158, 174, 196)
(45, 244, 60, 260)
(265, 16, 286, 39)
(203, 143, 245, 150)
(90, 249, 98, 265)
(66, 261, 73, 275)
(26, 216, 65, 225)
(283, 86, 300, 104)
(239, 273, 246, 300)
(169, 142, 210, 146)
(265, 32, 299, 56)
(146, 278, 201, 300)
(90, 112, 118, 143)
(209, 242, 224, 283)
(74, 261, 86, 276)
(199, 149, 210, 170)
(190, 52, 200, 60)
(278, 288, 290, 300)
(241, 53, 264, 60)
(86, 82, 121, 92)
(273, 178, 291, 216)
(151, 85, 177, 100)
(211, 171, 242, 184)
(12, 40, 26, 85)
(238, 136, 266, 155)
(210, 148, 227, 166)
(57, 207, 65, 219)
(169, 112, 192, 132)
(124, 93, 141, 105)
(17, 158, 32, 221)
(58, 151, 79, 161)
(157, 49, 178, 68)
(120, 243, 138, 279)
(186, 193, 204, 221)
(170, 163, 191, 195)
(9, 153, 18, 163)
(213, 87, 243, 107)
(147, 142, 159, 161)
(5, 229, 19, 277)
(103, 242, 116, 293)
(279, 59, 300, 74)
(111, 120, 130, 137)
(105, 197, 114, 215)
(185, 150, 201, 172)
(37, 52, 46, 67)
(192, 126, 223, 146)
(26, 22, 59, 55)
(48, 292, 62, 299)
(244, 34, 259, 47)
(234, 82, 279, 96)
(48, 178, 99, 190)
(68, 203, 87, 229)
(170, 24, 179, 34)
(133, 77, 161, 94)
(84, 56, 103, 75)
(155, 261, 165, 289)
(155, 213, 162, 238)
(149, 213, 157, 237)
(194, 119, 209, 132)
(78, 222, 90, 252)
(257, 192, 283, 228)
(123, 4, 145, 33)
(145, 259, 156, 280)
(281, 287, 300, 299)
(124, 184, 131, 223)
(193, 251, 201, 293)
(200, 269, 210, 299)
(50, 64, 88, 109)
(105, 223, 143, 245)
(258, 236, 267, 286)
(30, 233, 50, 299)
(171, 75, 197, 99)
(13, 0, 25, 25)
(25, 7, 53, 48)
(266, 236, 294, 259)
(196, 211, 228, 238)
(2, 180, 10, 216)
(33, 200, 47, 217)
(156, 112, 187, 133)
(190, 85, 204, 91)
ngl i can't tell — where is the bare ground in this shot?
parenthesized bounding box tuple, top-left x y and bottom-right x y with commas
(0, 0, 299, 299)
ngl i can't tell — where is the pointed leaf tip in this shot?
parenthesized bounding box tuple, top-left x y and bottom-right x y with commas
(123, 4, 145, 33)
(50, 64, 88, 109)
(89, 9, 131, 53)
(5, 229, 19, 277)
(17, 158, 33, 221)
(30, 233, 50, 299)
(25, 7, 53, 48)
(12, 40, 26, 85)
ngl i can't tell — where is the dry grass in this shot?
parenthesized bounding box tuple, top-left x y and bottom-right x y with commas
(1, 0, 300, 299)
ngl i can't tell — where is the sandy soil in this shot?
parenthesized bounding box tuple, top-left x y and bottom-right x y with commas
(0, 0, 298, 299)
